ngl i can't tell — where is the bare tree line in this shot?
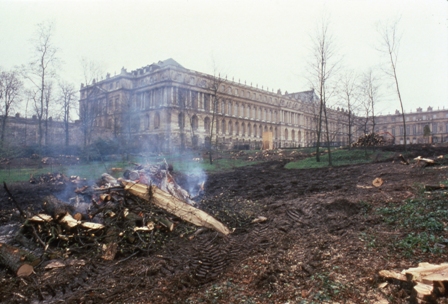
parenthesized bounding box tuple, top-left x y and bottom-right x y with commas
(305, 15, 407, 166)
(0, 16, 409, 159)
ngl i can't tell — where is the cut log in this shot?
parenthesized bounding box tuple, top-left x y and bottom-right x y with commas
(424, 184, 447, 191)
(101, 242, 118, 261)
(121, 181, 231, 235)
(73, 213, 83, 221)
(80, 222, 105, 230)
(380, 263, 448, 303)
(158, 217, 174, 231)
(42, 195, 75, 220)
(399, 154, 409, 165)
(372, 178, 384, 188)
(414, 156, 436, 167)
(29, 213, 53, 222)
(0, 243, 40, 277)
(59, 212, 80, 228)
(379, 269, 407, 281)
(123, 208, 143, 227)
(59, 212, 104, 230)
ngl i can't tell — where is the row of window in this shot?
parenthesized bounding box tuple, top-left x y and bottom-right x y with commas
(387, 123, 448, 136)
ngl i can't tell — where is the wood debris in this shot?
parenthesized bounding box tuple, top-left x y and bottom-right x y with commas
(372, 178, 384, 187)
(0, 243, 40, 277)
(380, 262, 448, 303)
(352, 133, 390, 147)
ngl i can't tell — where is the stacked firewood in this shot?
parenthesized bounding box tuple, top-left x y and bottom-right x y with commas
(352, 133, 387, 147)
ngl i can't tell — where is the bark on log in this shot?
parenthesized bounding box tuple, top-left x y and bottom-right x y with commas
(42, 195, 75, 220)
(424, 184, 447, 191)
(0, 243, 40, 277)
(399, 154, 409, 165)
(158, 217, 174, 231)
(121, 181, 231, 235)
(380, 263, 448, 303)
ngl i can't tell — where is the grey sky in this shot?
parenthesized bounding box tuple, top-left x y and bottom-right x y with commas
(1, 0, 447, 116)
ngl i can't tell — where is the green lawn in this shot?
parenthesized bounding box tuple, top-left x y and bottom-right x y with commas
(0, 148, 400, 183)
(0, 155, 260, 183)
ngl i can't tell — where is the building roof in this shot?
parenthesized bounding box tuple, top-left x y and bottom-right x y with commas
(155, 58, 184, 69)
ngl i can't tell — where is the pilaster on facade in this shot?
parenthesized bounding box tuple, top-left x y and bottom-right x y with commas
(78, 59, 359, 150)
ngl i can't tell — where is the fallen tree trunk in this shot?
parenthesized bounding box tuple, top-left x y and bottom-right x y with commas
(121, 181, 231, 235)
(414, 156, 436, 167)
(0, 243, 40, 277)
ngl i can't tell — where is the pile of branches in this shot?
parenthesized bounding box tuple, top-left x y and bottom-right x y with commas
(1, 162, 240, 277)
(352, 133, 387, 147)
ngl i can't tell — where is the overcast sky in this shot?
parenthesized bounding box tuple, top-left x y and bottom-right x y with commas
(0, 0, 447, 116)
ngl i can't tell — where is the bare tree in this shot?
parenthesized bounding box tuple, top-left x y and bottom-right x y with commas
(0, 69, 23, 146)
(377, 19, 407, 151)
(337, 69, 361, 148)
(363, 68, 382, 134)
(57, 81, 77, 147)
(22, 21, 59, 148)
(306, 17, 340, 165)
(43, 81, 53, 146)
(80, 57, 105, 86)
(206, 71, 224, 164)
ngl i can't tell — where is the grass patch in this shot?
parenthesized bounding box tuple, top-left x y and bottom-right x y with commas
(0, 160, 130, 183)
(377, 193, 448, 257)
(0, 153, 261, 183)
(285, 149, 394, 169)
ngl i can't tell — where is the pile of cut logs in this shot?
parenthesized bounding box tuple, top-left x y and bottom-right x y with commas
(352, 133, 388, 147)
(1, 162, 231, 277)
(380, 263, 448, 303)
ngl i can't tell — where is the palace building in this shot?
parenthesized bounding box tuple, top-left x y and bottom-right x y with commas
(375, 107, 448, 144)
(79, 58, 350, 151)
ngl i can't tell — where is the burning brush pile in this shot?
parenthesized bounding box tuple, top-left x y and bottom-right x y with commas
(0, 162, 231, 277)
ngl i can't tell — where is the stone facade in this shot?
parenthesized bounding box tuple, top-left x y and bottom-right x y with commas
(79, 59, 350, 151)
(375, 107, 448, 144)
(0, 113, 82, 148)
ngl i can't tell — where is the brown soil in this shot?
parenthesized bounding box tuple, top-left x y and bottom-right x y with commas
(0, 145, 448, 303)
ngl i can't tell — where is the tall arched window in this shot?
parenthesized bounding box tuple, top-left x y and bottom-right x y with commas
(284, 129, 289, 140)
(154, 113, 160, 129)
(178, 112, 185, 128)
(221, 120, 226, 134)
(191, 115, 198, 130)
(204, 117, 211, 133)
(145, 114, 150, 130)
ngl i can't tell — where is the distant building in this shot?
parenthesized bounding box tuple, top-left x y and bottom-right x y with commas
(79, 58, 349, 151)
(376, 107, 448, 144)
(0, 113, 82, 148)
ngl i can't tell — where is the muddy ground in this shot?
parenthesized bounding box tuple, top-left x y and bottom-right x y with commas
(0, 145, 448, 303)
